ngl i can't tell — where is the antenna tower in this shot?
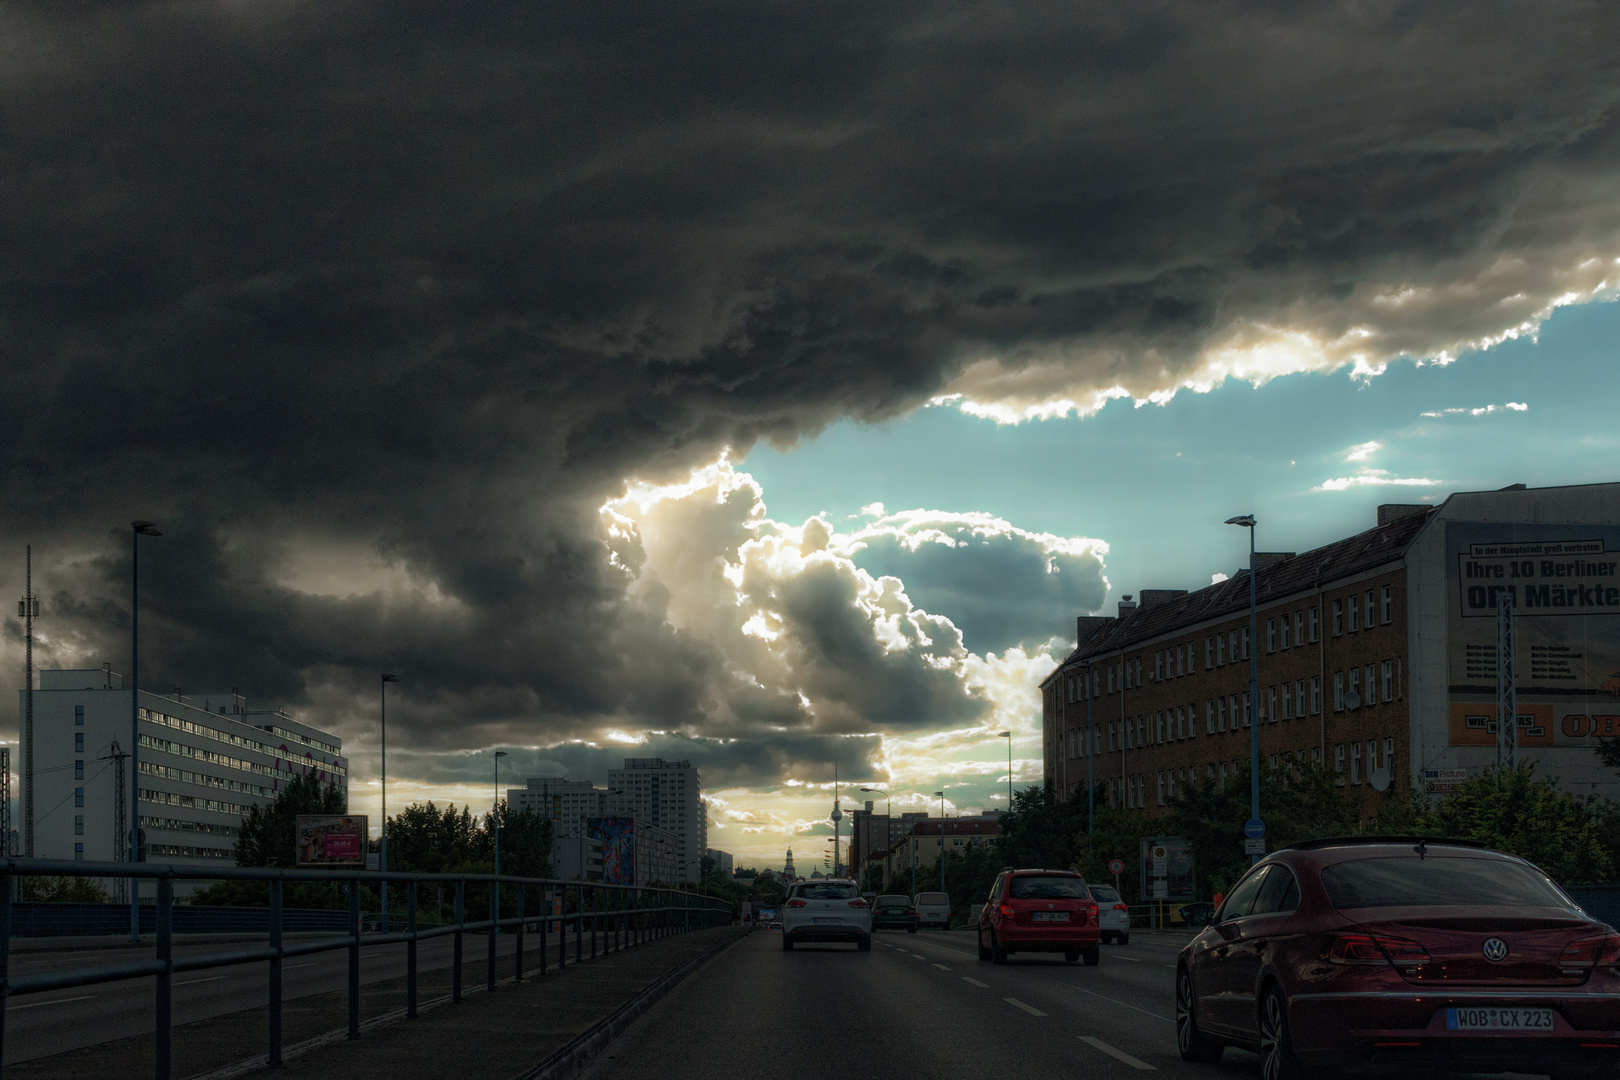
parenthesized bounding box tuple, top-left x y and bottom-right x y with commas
(20, 545, 38, 856)
(0, 746, 10, 855)
(1497, 591, 1517, 778)
(102, 740, 130, 903)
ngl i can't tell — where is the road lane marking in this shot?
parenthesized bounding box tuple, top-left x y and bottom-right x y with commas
(175, 976, 228, 987)
(932, 963, 951, 970)
(8, 994, 95, 1011)
(962, 977, 989, 987)
(1005, 997, 1047, 1016)
(1080, 1036, 1156, 1070)
(1112, 955, 1142, 962)
(911, 953, 927, 959)
(1068, 985, 1173, 1023)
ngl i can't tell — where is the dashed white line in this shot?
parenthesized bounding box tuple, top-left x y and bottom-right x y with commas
(8, 994, 95, 1011)
(1005, 997, 1047, 1016)
(962, 977, 990, 988)
(911, 954, 927, 960)
(1080, 1036, 1156, 1070)
(1068, 984, 1174, 1023)
(932, 963, 951, 971)
(1112, 955, 1142, 962)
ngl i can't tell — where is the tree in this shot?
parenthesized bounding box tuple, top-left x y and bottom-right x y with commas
(233, 773, 347, 868)
(18, 876, 110, 902)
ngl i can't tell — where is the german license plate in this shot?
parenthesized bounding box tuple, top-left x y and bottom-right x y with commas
(1031, 912, 1070, 922)
(812, 917, 842, 925)
(1446, 1007, 1554, 1031)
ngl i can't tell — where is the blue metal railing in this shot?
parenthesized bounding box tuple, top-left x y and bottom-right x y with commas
(0, 858, 732, 1080)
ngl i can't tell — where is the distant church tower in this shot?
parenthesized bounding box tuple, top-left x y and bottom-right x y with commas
(784, 847, 796, 879)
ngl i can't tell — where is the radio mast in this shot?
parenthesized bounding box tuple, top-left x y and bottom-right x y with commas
(20, 546, 39, 856)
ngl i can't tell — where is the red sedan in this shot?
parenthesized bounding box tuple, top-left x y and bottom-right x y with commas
(977, 868, 1101, 965)
(1177, 838, 1620, 1080)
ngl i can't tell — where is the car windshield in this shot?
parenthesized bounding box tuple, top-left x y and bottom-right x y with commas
(1321, 855, 1572, 910)
(916, 892, 949, 905)
(1010, 875, 1088, 899)
(795, 883, 859, 899)
(876, 895, 910, 905)
(1089, 885, 1120, 903)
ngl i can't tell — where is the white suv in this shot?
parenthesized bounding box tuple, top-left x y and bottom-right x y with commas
(781, 879, 872, 951)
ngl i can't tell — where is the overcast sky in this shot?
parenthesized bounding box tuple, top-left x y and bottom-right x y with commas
(3, 1, 1618, 868)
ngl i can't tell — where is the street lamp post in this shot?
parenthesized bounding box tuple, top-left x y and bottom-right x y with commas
(1226, 514, 1262, 864)
(932, 790, 946, 903)
(996, 732, 1012, 810)
(860, 787, 890, 889)
(493, 751, 507, 876)
(1084, 660, 1094, 850)
(129, 521, 161, 943)
(380, 674, 398, 931)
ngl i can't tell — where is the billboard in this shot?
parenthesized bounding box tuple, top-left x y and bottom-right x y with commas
(1138, 835, 1194, 901)
(1446, 523, 1620, 752)
(592, 816, 636, 885)
(295, 814, 368, 868)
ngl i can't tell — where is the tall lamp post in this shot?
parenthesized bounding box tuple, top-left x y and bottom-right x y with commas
(1084, 660, 1095, 850)
(129, 521, 161, 943)
(380, 674, 398, 930)
(996, 731, 1013, 810)
(1226, 514, 1261, 864)
(860, 787, 890, 889)
(493, 751, 507, 876)
(932, 790, 946, 903)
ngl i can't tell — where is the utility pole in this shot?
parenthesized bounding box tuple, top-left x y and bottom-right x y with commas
(102, 740, 130, 903)
(20, 546, 38, 856)
(1497, 591, 1517, 782)
(1, 746, 10, 856)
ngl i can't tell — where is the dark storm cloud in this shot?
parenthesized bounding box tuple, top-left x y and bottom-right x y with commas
(3, 0, 1618, 762)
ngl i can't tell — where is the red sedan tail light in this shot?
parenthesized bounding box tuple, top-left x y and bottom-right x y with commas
(786, 898, 808, 908)
(847, 899, 869, 909)
(1561, 934, 1620, 967)
(1330, 932, 1431, 966)
(999, 904, 1016, 916)
(1087, 904, 1098, 924)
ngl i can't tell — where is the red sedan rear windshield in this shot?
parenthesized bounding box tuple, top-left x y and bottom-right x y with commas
(1009, 875, 1089, 899)
(1321, 856, 1570, 910)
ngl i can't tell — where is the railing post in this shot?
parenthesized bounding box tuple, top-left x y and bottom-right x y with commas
(514, 883, 524, 982)
(537, 884, 547, 976)
(155, 874, 173, 1080)
(268, 876, 283, 1067)
(558, 886, 567, 970)
(590, 884, 597, 960)
(453, 880, 464, 1003)
(487, 878, 498, 992)
(406, 880, 418, 1018)
(348, 879, 360, 1039)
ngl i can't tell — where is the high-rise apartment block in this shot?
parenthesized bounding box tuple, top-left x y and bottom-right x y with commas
(507, 776, 608, 824)
(607, 757, 706, 883)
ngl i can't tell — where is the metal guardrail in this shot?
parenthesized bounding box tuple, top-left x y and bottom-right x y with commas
(0, 858, 732, 1080)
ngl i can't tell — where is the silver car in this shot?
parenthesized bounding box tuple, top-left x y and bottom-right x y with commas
(1089, 883, 1129, 944)
(913, 890, 952, 929)
(781, 879, 872, 951)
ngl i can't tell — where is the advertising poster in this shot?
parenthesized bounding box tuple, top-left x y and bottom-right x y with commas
(592, 816, 636, 885)
(294, 814, 368, 868)
(1446, 523, 1620, 756)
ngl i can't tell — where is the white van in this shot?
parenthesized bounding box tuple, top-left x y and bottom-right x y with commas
(914, 891, 952, 929)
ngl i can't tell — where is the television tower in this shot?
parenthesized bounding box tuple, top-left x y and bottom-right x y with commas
(19, 546, 39, 856)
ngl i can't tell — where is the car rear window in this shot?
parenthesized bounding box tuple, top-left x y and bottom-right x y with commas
(795, 883, 859, 899)
(1010, 875, 1089, 899)
(1089, 885, 1121, 903)
(916, 892, 949, 905)
(876, 895, 910, 905)
(1321, 856, 1571, 910)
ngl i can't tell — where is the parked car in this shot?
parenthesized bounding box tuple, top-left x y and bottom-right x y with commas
(914, 891, 952, 929)
(1090, 883, 1130, 944)
(1176, 837, 1620, 1080)
(872, 894, 920, 932)
(781, 879, 871, 951)
(977, 868, 1101, 965)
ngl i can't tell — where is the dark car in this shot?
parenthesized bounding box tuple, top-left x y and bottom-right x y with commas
(977, 868, 1101, 965)
(872, 893, 920, 932)
(1176, 837, 1620, 1080)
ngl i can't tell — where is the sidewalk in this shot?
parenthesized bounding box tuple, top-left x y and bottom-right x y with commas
(11, 925, 748, 1080)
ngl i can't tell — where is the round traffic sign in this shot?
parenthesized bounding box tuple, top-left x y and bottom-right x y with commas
(1108, 858, 1124, 875)
(1244, 818, 1266, 839)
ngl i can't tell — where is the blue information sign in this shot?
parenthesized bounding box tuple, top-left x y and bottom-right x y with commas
(1244, 818, 1266, 839)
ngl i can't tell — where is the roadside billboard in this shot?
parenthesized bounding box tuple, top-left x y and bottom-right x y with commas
(1446, 523, 1620, 752)
(593, 816, 636, 885)
(294, 814, 368, 868)
(1138, 835, 1194, 902)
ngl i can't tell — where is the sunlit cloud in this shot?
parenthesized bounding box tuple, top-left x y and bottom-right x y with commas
(1313, 470, 1444, 492)
(1421, 402, 1530, 418)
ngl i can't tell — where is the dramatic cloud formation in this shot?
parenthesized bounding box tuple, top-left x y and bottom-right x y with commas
(3, 0, 1618, 859)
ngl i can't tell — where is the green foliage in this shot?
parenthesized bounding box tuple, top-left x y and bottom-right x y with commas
(18, 876, 110, 902)
(1596, 738, 1620, 773)
(1073, 803, 1156, 904)
(232, 773, 347, 868)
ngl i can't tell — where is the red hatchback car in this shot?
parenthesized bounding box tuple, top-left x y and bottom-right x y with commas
(1177, 838, 1620, 1080)
(977, 868, 1101, 965)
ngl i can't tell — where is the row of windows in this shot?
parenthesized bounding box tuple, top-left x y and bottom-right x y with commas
(1330, 586, 1394, 637)
(140, 815, 239, 837)
(261, 724, 342, 756)
(141, 709, 347, 777)
(146, 842, 232, 860)
(140, 788, 253, 816)
(1107, 738, 1400, 809)
(1264, 607, 1322, 653)
(1334, 738, 1397, 786)
(1331, 661, 1402, 710)
(137, 760, 276, 798)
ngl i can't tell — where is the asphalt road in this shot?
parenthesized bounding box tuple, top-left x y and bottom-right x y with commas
(588, 928, 1246, 1080)
(5, 929, 538, 1065)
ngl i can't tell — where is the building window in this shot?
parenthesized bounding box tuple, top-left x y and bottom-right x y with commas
(1219, 761, 1228, 783)
(1334, 671, 1346, 711)
(1384, 738, 1395, 776)
(1242, 626, 1251, 659)
(1366, 590, 1377, 628)
(1382, 661, 1394, 702)
(1155, 651, 1164, 681)
(1242, 690, 1252, 727)
(1348, 594, 1359, 632)
(75, 814, 85, 836)
(1281, 685, 1291, 721)
(1216, 697, 1226, 732)
(75, 705, 85, 725)
(1206, 700, 1215, 735)
(1296, 680, 1306, 719)
(1309, 606, 1319, 642)
(75, 787, 85, 807)
(75, 843, 84, 860)
(75, 732, 85, 753)
(1335, 745, 1346, 784)
(1280, 616, 1290, 650)
(1157, 772, 1166, 805)
(1311, 676, 1322, 715)
(1294, 610, 1304, 646)
(1205, 637, 1214, 668)
(1266, 618, 1277, 653)
(1269, 753, 1278, 771)
(75, 760, 84, 779)
(1351, 742, 1362, 784)
(1217, 634, 1226, 666)
(1332, 599, 1344, 635)
(1381, 585, 1393, 624)
(1270, 686, 1279, 722)
(1349, 667, 1361, 705)
(1173, 644, 1182, 677)
(1136, 657, 1144, 684)
(1109, 722, 1117, 751)
(1365, 664, 1378, 706)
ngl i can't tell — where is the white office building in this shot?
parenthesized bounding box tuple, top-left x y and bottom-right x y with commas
(20, 668, 347, 887)
(507, 776, 608, 824)
(606, 757, 706, 884)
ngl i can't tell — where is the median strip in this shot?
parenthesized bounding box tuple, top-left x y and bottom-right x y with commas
(1005, 997, 1047, 1017)
(1080, 1035, 1156, 1070)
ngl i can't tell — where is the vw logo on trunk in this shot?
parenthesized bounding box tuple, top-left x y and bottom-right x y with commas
(1482, 938, 1509, 962)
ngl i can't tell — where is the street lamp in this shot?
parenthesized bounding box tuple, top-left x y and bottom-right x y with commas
(1226, 514, 1261, 864)
(860, 787, 890, 888)
(380, 674, 398, 931)
(129, 520, 161, 943)
(933, 790, 946, 901)
(493, 751, 507, 876)
(1084, 661, 1094, 849)
(996, 732, 1012, 810)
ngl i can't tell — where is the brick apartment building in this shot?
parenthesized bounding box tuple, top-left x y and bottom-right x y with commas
(1041, 482, 1620, 826)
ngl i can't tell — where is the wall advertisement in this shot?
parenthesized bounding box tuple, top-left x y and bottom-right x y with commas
(1446, 522, 1620, 755)
(592, 816, 636, 886)
(294, 814, 368, 868)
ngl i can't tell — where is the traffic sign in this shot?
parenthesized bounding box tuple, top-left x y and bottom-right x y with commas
(1244, 837, 1266, 855)
(1244, 818, 1266, 839)
(1108, 858, 1124, 876)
